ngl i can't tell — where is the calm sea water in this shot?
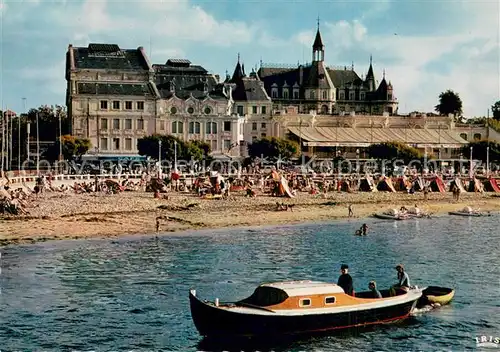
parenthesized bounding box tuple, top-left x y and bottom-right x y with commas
(1, 216, 499, 351)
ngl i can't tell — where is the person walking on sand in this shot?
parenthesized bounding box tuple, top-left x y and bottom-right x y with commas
(156, 217, 160, 232)
(348, 204, 354, 217)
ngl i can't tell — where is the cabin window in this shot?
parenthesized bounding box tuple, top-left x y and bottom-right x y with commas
(325, 296, 336, 304)
(299, 298, 311, 307)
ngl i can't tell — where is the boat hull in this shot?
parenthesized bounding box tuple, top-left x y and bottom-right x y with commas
(189, 292, 419, 338)
(373, 213, 405, 220)
(448, 211, 483, 217)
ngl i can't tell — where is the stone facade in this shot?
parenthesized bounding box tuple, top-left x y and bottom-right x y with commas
(66, 44, 159, 155)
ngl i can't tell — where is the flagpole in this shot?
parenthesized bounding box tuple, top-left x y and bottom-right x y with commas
(1, 109, 4, 173)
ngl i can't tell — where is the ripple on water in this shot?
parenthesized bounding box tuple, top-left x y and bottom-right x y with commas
(1, 216, 499, 351)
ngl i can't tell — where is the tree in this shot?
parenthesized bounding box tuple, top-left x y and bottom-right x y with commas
(27, 105, 69, 142)
(247, 137, 299, 160)
(137, 134, 206, 162)
(492, 101, 500, 120)
(460, 140, 500, 162)
(42, 135, 91, 161)
(435, 90, 463, 117)
(367, 141, 423, 164)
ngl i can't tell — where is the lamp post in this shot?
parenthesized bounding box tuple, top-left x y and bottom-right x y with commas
(298, 117, 303, 158)
(174, 140, 177, 172)
(57, 107, 62, 163)
(158, 139, 162, 178)
(36, 111, 40, 175)
(487, 146, 490, 177)
(469, 146, 473, 178)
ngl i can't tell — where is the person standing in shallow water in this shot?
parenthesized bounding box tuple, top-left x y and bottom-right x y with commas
(337, 264, 354, 296)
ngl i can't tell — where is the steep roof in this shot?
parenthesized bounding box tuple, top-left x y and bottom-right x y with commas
(304, 61, 332, 88)
(313, 29, 324, 49)
(71, 44, 150, 71)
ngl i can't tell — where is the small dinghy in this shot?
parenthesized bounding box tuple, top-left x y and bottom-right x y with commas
(449, 206, 489, 217)
(416, 286, 455, 308)
(373, 208, 410, 220)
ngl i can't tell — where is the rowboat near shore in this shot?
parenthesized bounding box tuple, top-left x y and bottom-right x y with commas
(189, 281, 423, 338)
(449, 206, 491, 217)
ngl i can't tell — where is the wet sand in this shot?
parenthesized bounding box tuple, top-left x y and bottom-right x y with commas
(1, 190, 498, 246)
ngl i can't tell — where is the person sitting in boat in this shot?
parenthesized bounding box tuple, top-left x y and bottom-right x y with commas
(390, 264, 411, 295)
(337, 264, 354, 296)
(368, 281, 382, 298)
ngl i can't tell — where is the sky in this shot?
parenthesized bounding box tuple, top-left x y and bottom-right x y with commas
(0, 0, 499, 117)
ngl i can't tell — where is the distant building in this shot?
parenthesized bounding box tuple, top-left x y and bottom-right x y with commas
(66, 43, 159, 156)
(258, 24, 398, 116)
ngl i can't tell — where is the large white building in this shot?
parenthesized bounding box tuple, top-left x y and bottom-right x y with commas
(65, 44, 274, 158)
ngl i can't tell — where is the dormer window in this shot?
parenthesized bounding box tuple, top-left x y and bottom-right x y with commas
(349, 92, 355, 100)
(360, 92, 366, 100)
(322, 90, 327, 100)
(283, 88, 289, 99)
(271, 88, 278, 98)
(293, 89, 299, 99)
(310, 91, 315, 99)
(299, 298, 311, 307)
(339, 92, 345, 100)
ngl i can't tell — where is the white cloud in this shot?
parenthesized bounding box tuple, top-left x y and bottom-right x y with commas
(19, 60, 66, 95)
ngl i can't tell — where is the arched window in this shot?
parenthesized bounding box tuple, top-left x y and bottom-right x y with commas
(460, 133, 468, 141)
(172, 121, 183, 134)
(321, 105, 328, 114)
(322, 90, 328, 100)
(206, 122, 217, 134)
(473, 133, 481, 141)
(310, 91, 315, 99)
(189, 121, 201, 134)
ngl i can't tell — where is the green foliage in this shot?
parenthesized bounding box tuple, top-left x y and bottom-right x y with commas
(492, 101, 500, 120)
(137, 134, 206, 161)
(247, 137, 299, 159)
(367, 141, 423, 164)
(27, 105, 69, 142)
(435, 90, 463, 117)
(460, 140, 500, 162)
(43, 135, 92, 161)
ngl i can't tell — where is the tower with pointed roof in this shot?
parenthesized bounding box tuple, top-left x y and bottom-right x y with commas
(365, 55, 376, 92)
(312, 17, 325, 62)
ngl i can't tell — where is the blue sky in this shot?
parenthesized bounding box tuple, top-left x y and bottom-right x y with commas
(0, 0, 499, 116)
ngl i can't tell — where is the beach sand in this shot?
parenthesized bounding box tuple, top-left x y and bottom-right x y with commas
(1, 190, 498, 246)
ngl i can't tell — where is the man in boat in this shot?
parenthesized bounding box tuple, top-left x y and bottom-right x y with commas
(368, 281, 382, 298)
(337, 264, 354, 296)
(390, 264, 411, 295)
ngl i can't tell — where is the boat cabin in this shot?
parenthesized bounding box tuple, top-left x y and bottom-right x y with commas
(238, 280, 407, 310)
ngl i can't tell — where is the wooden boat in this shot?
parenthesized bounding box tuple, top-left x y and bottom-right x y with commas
(448, 211, 487, 217)
(189, 280, 423, 338)
(373, 213, 410, 220)
(416, 286, 455, 308)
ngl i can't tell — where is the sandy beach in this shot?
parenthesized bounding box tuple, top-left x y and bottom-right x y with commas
(1, 189, 499, 246)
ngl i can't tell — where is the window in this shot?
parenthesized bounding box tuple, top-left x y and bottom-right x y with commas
(210, 139, 217, 151)
(271, 88, 278, 98)
(261, 133, 267, 138)
(474, 133, 481, 141)
(360, 92, 366, 100)
(189, 121, 201, 134)
(125, 138, 132, 151)
(113, 119, 120, 130)
(112, 101, 120, 110)
(206, 122, 217, 134)
(293, 90, 299, 99)
(261, 123, 266, 129)
(310, 91, 315, 99)
(325, 296, 336, 305)
(349, 92, 355, 100)
(170, 106, 177, 115)
(262, 106, 267, 114)
(137, 119, 144, 130)
(100, 100, 108, 110)
(172, 121, 183, 134)
(187, 107, 194, 114)
(137, 101, 144, 110)
(339, 92, 345, 100)
(322, 90, 328, 100)
(204, 106, 211, 115)
(299, 298, 311, 307)
(224, 121, 231, 132)
(100, 118, 108, 130)
(125, 101, 133, 110)
(388, 94, 393, 100)
(283, 89, 289, 99)
(252, 106, 258, 114)
(460, 133, 468, 141)
(100, 138, 108, 150)
(252, 136, 257, 142)
(113, 138, 120, 150)
(252, 122, 257, 131)
(237, 105, 244, 116)
(125, 119, 132, 130)
(223, 139, 231, 151)
(160, 120, 165, 130)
